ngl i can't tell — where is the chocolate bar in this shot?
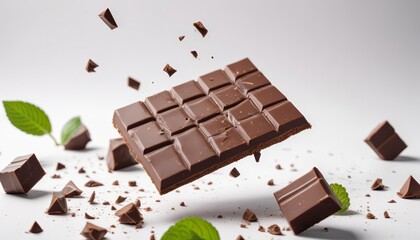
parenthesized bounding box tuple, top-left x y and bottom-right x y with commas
(273, 167, 341, 234)
(113, 58, 311, 194)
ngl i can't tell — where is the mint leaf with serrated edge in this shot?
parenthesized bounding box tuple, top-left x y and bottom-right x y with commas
(61, 116, 81, 145)
(3, 100, 59, 145)
(161, 217, 220, 240)
(330, 183, 350, 214)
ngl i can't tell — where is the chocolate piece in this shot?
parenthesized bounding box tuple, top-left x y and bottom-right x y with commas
(254, 152, 261, 162)
(111, 206, 116, 210)
(128, 77, 140, 90)
(366, 212, 376, 219)
(236, 235, 245, 240)
(365, 121, 407, 160)
(242, 208, 258, 222)
(371, 178, 385, 190)
(62, 180, 83, 197)
(193, 21, 208, 37)
(397, 175, 420, 199)
(47, 192, 68, 215)
(64, 124, 91, 150)
(106, 138, 137, 171)
(115, 203, 143, 225)
(134, 199, 141, 208)
(113, 59, 311, 194)
(273, 167, 341, 234)
(229, 167, 240, 178)
(191, 51, 198, 58)
(384, 211, 390, 218)
(56, 162, 66, 170)
(115, 195, 127, 204)
(267, 179, 274, 186)
(29, 221, 43, 234)
(275, 164, 282, 170)
(258, 226, 265, 232)
(163, 64, 177, 77)
(0, 154, 45, 194)
(103, 201, 110, 205)
(51, 174, 61, 179)
(178, 35, 185, 41)
(81, 222, 107, 240)
(78, 167, 86, 173)
(388, 199, 396, 203)
(98, 8, 118, 30)
(88, 191, 95, 204)
(85, 212, 95, 220)
(112, 180, 119, 186)
(267, 224, 282, 235)
(180, 201, 186, 207)
(85, 180, 103, 187)
(85, 59, 98, 73)
(128, 180, 137, 187)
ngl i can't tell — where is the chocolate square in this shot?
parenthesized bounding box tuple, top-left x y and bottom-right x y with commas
(199, 115, 233, 138)
(235, 71, 270, 95)
(224, 58, 258, 81)
(171, 80, 205, 105)
(114, 102, 154, 131)
(129, 121, 171, 155)
(209, 85, 246, 111)
(198, 69, 231, 94)
(183, 97, 221, 123)
(226, 99, 259, 126)
(145, 91, 178, 115)
(156, 107, 195, 136)
(249, 85, 287, 111)
(236, 114, 276, 146)
(263, 101, 308, 135)
(208, 128, 247, 159)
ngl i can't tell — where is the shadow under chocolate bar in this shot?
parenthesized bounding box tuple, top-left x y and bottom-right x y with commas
(113, 58, 311, 194)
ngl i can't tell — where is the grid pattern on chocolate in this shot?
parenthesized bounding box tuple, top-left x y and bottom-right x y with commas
(113, 58, 311, 194)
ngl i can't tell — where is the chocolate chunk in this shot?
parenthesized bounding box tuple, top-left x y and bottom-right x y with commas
(258, 225, 265, 232)
(85, 180, 103, 187)
(275, 164, 282, 170)
(217, 215, 223, 218)
(85, 59, 98, 73)
(242, 208, 258, 222)
(51, 174, 61, 179)
(98, 8, 118, 30)
(229, 167, 240, 178)
(254, 151, 261, 163)
(366, 212, 376, 219)
(78, 167, 86, 173)
(115, 203, 143, 225)
(267, 179, 274, 186)
(0, 154, 45, 194)
(397, 175, 420, 199)
(128, 181, 137, 187)
(267, 224, 282, 235)
(106, 138, 137, 171)
(88, 191, 96, 204)
(128, 77, 141, 90)
(240, 223, 247, 228)
(273, 167, 341, 234)
(47, 192, 68, 215)
(29, 221, 43, 234)
(365, 121, 407, 160)
(180, 201, 186, 207)
(81, 222, 107, 240)
(236, 235, 244, 240)
(178, 35, 185, 41)
(163, 64, 177, 77)
(115, 196, 127, 204)
(134, 199, 141, 208)
(56, 162, 66, 170)
(191, 51, 198, 58)
(103, 201, 110, 205)
(384, 211, 390, 218)
(365, 194, 371, 197)
(193, 21, 208, 37)
(64, 124, 91, 150)
(112, 180, 119, 186)
(388, 199, 396, 203)
(150, 234, 156, 240)
(62, 180, 83, 197)
(85, 212, 95, 220)
(371, 178, 385, 190)
(111, 206, 116, 211)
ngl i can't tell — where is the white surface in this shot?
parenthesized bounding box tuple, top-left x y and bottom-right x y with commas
(0, 0, 420, 239)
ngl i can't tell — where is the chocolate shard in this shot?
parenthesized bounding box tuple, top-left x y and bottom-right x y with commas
(85, 180, 103, 187)
(0, 154, 45, 194)
(56, 162, 66, 170)
(191, 51, 198, 58)
(365, 121, 407, 160)
(267, 179, 274, 186)
(78, 167, 86, 173)
(88, 191, 96, 204)
(384, 211, 390, 218)
(178, 35, 185, 41)
(134, 199, 141, 208)
(193, 21, 208, 37)
(98, 8, 118, 30)
(64, 124, 91, 150)
(115, 195, 127, 204)
(115, 203, 143, 225)
(47, 192, 68, 215)
(397, 175, 420, 199)
(29, 221, 43, 234)
(163, 64, 177, 77)
(258, 225, 265, 232)
(366, 212, 376, 219)
(254, 151, 261, 162)
(85, 59, 99, 73)
(106, 138, 137, 171)
(112, 180, 119, 186)
(371, 178, 385, 190)
(229, 167, 240, 178)
(128, 181, 137, 187)
(81, 222, 107, 240)
(273, 167, 341, 234)
(128, 77, 141, 91)
(242, 208, 258, 222)
(62, 180, 83, 197)
(267, 224, 282, 235)
(85, 212, 95, 220)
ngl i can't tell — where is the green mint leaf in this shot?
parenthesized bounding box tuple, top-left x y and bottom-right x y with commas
(3, 100, 52, 136)
(61, 116, 82, 145)
(161, 217, 220, 240)
(330, 183, 350, 214)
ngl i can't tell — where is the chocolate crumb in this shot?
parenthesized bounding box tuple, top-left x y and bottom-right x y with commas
(384, 211, 390, 218)
(163, 64, 177, 77)
(85, 180, 103, 187)
(191, 51, 198, 58)
(51, 174, 61, 179)
(242, 209, 258, 222)
(110, 225, 116, 228)
(178, 36, 185, 41)
(97, 155, 104, 160)
(71, 213, 76, 217)
(128, 181, 137, 187)
(150, 234, 156, 240)
(103, 201, 110, 205)
(111, 206, 117, 211)
(135, 223, 143, 229)
(267, 224, 282, 235)
(240, 223, 247, 228)
(267, 179, 274, 186)
(236, 235, 245, 240)
(56, 162, 66, 171)
(78, 167, 86, 174)
(180, 202, 186, 207)
(85, 212, 95, 219)
(134, 199, 141, 208)
(29, 221, 43, 234)
(275, 164, 282, 170)
(115, 196, 127, 204)
(229, 167, 240, 178)
(144, 207, 152, 212)
(258, 225, 265, 232)
(85, 59, 98, 73)
(88, 191, 96, 204)
(112, 180, 119, 186)
(365, 194, 371, 197)
(217, 215, 223, 218)
(371, 178, 385, 190)
(193, 21, 208, 37)
(323, 227, 329, 232)
(388, 199, 396, 203)
(286, 227, 291, 231)
(254, 152, 261, 162)
(366, 212, 376, 219)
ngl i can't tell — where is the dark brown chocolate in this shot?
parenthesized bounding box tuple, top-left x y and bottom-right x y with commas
(113, 58, 311, 194)
(85, 59, 98, 73)
(128, 77, 140, 90)
(193, 21, 208, 37)
(365, 121, 407, 160)
(0, 154, 45, 194)
(178, 35, 185, 41)
(98, 8, 118, 30)
(371, 178, 385, 190)
(64, 124, 91, 150)
(106, 138, 137, 171)
(273, 167, 341, 234)
(62, 180, 83, 197)
(384, 211, 390, 218)
(88, 191, 96, 204)
(397, 175, 420, 199)
(85, 212, 95, 220)
(47, 192, 68, 215)
(81, 222, 107, 240)
(229, 167, 240, 178)
(242, 208, 258, 222)
(115, 195, 127, 204)
(267, 224, 282, 235)
(29, 221, 43, 234)
(163, 64, 177, 77)
(115, 203, 143, 225)
(191, 51, 198, 58)
(85, 180, 103, 187)
(56, 162, 65, 170)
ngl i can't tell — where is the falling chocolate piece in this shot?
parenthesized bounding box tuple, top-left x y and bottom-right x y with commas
(193, 21, 208, 37)
(103, 201, 110, 205)
(242, 208, 258, 222)
(85, 59, 99, 73)
(163, 64, 177, 77)
(128, 181, 137, 187)
(229, 167, 240, 178)
(115, 203, 143, 225)
(254, 151, 261, 162)
(85, 212, 95, 220)
(366, 212, 376, 219)
(371, 178, 385, 190)
(62, 180, 83, 197)
(267, 224, 282, 235)
(384, 211, 390, 218)
(128, 77, 141, 91)
(178, 35, 185, 41)
(0, 154, 45, 194)
(64, 124, 91, 150)
(56, 162, 66, 170)
(111, 206, 117, 211)
(191, 51, 198, 58)
(47, 192, 68, 215)
(267, 179, 274, 186)
(81, 222, 108, 240)
(98, 8, 118, 30)
(106, 138, 137, 171)
(258, 226, 265, 232)
(275, 164, 282, 170)
(134, 199, 141, 208)
(78, 167, 86, 173)
(180, 201, 186, 207)
(397, 175, 420, 199)
(115, 196, 127, 204)
(88, 191, 96, 204)
(85, 180, 103, 187)
(51, 174, 61, 179)
(29, 221, 43, 234)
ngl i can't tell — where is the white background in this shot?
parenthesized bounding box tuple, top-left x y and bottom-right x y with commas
(0, 0, 419, 239)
